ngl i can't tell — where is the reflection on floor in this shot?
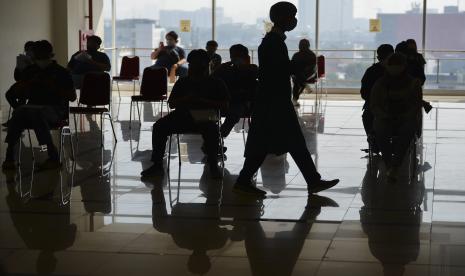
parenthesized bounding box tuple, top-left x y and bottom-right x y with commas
(1, 96, 465, 276)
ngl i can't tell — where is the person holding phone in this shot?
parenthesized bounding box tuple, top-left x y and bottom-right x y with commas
(150, 31, 188, 81)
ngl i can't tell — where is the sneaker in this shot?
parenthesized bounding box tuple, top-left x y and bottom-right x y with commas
(38, 159, 62, 170)
(2, 160, 16, 171)
(308, 179, 340, 194)
(233, 183, 267, 197)
(141, 163, 165, 177)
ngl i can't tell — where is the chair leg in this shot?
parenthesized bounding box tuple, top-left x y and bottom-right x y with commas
(69, 129, 75, 161)
(106, 113, 118, 143)
(177, 134, 181, 166)
(100, 115, 104, 148)
(136, 102, 141, 124)
(59, 128, 64, 163)
(27, 130, 34, 161)
(73, 113, 79, 143)
(167, 135, 172, 171)
(116, 81, 121, 99)
(129, 101, 133, 129)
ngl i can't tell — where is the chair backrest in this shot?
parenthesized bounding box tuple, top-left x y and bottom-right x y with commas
(79, 72, 111, 106)
(119, 56, 140, 78)
(140, 67, 168, 99)
(317, 55, 325, 78)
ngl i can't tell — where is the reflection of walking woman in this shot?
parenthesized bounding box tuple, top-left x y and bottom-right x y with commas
(233, 2, 339, 197)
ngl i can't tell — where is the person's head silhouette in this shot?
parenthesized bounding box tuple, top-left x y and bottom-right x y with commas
(187, 49, 210, 77)
(385, 52, 407, 77)
(229, 44, 249, 65)
(206, 40, 218, 55)
(86, 35, 102, 53)
(32, 40, 54, 69)
(269, 1, 298, 32)
(377, 44, 394, 62)
(187, 249, 211, 275)
(298, 38, 310, 52)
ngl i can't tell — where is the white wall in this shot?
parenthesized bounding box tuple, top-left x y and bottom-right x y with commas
(0, 0, 104, 107)
(0, 0, 54, 106)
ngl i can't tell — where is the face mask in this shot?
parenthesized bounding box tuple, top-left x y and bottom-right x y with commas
(35, 59, 51, 69)
(386, 65, 405, 76)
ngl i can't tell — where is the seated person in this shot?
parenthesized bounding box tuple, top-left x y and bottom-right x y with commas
(3, 41, 37, 127)
(67, 35, 111, 89)
(360, 44, 394, 152)
(150, 31, 188, 81)
(2, 40, 77, 170)
(291, 38, 316, 105)
(212, 44, 258, 138)
(205, 40, 222, 74)
(141, 49, 229, 178)
(370, 53, 422, 179)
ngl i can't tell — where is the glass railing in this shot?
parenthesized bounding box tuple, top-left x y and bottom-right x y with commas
(104, 47, 465, 90)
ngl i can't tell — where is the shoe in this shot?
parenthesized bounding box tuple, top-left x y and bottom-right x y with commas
(38, 159, 62, 170)
(2, 160, 16, 171)
(308, 179, 339, 194)
(233, 183, 267, 197)
(141, 163, 165, 177)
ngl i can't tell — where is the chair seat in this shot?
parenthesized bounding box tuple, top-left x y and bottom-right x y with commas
(113, 76, 139, 81)
(131, 95, 167, 102)
(70, 106, 109, 114)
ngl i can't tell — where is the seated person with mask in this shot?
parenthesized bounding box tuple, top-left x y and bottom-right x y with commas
(370, 53, 422, 180)
(212, 44, 258, 138)
(150, 31, 188, 81)
(141, 49, 229, 178)
(291, 38, 316, 105)
(2, 40, 77, 170)
(67, 35, 111, 89)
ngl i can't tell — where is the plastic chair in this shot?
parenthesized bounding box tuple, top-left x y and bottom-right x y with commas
(17, 105, 75, 165)
(70, 72, 117, 147)
(167, 110, 225, 176)
(130, 67, 168, 129)
(112, 56, 140, 98)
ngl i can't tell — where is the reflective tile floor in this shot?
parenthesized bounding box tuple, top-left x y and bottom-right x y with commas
(1, 94, 465, 275)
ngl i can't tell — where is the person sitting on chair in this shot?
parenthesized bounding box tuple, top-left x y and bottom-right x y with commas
(206, 40, 222, 74)
(291, 38, 316, 106)
(67, 35, 111, 89)
(150, 31, 188, 81)
(212, 44, 258, 138)
(360, 44, 394, 154)
(141, 49, 229, 179)
(2, 40, 77, 170)
(370, 53, 423, 180)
